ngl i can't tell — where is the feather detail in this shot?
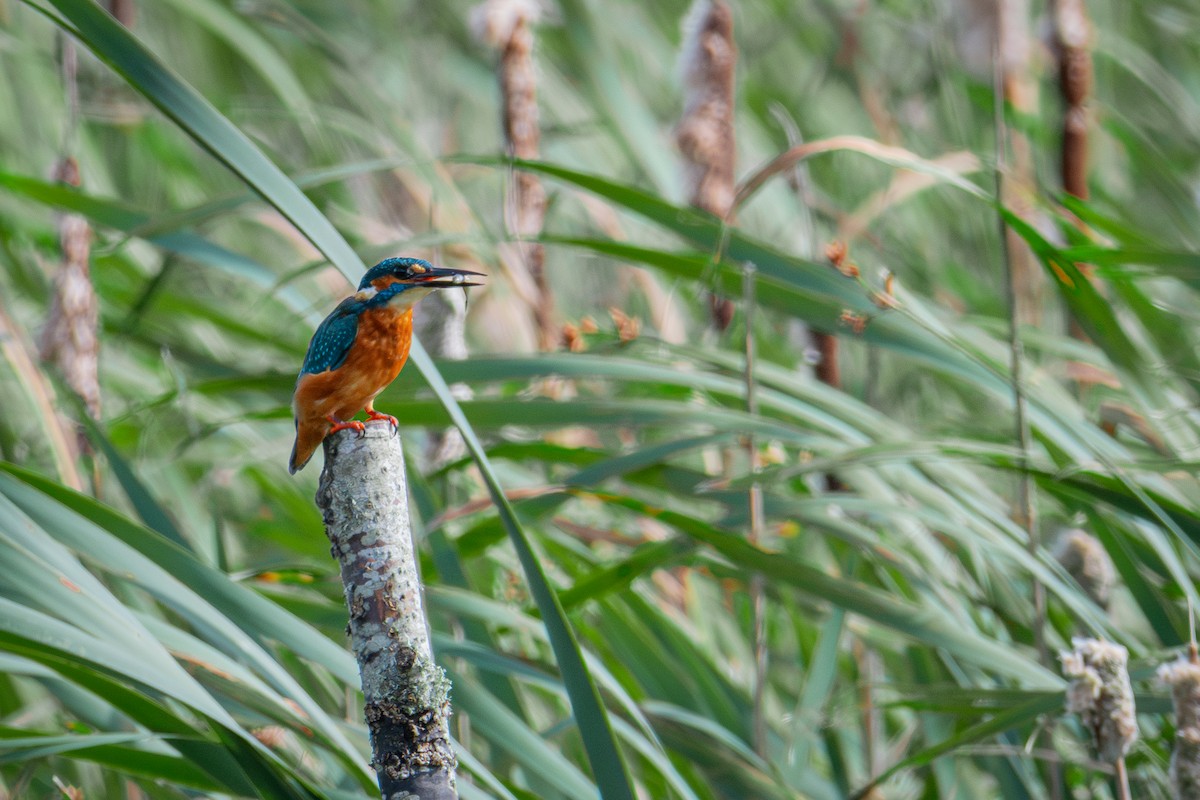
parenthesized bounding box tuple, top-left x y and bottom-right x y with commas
(288, 307, 415, 472)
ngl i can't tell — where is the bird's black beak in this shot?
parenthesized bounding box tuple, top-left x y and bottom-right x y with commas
(404, 266, 485, 289)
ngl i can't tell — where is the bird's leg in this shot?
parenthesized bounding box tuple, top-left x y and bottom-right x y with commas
(326, 414, 366, 437)
(364, 403, 399, 435)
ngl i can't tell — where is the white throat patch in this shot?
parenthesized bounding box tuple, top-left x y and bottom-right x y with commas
(386, 285, 436, 310)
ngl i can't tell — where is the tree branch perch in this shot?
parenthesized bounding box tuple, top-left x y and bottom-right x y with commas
(316, 423, 457, 800)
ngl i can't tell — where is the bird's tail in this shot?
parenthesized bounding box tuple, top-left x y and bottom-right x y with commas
(288, 421, 325, 474)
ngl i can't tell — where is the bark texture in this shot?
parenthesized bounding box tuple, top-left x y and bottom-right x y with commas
(317, 424, 457, 800)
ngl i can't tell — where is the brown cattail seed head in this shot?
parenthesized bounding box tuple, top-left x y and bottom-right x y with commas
(677, 0, 737, 332)
(39, 157, 100, 420)
(1061, 638, 1138, 763)
(677, 0, 736, 220)
(1053, 528, 1116, 608)
(1159, 655, 1200, 798)
(472, 0, 555, 350)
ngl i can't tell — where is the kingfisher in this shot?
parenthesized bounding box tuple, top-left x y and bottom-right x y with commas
(288, 257, 483, 474)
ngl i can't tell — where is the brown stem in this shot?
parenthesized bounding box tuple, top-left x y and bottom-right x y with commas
(812, 330, 840, 390)
(317, 424, 457, 799)
(811, 330, 845, 492)
(106, 0, 136, 27)
(998, 0, 1043, 325)
(1054, 0, 1095, 346)
(1114, 757, 1130, 800)
(742, 264, 768, 757)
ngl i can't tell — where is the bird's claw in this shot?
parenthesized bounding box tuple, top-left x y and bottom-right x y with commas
(365, 409, 399, 435)
(328, 418, 367, 438)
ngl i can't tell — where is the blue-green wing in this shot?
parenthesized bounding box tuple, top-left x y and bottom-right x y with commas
(299, 296, 362, 375)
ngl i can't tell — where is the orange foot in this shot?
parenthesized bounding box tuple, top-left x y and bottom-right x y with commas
(326, 416, 366, 437)
(366, 408, 399, 434)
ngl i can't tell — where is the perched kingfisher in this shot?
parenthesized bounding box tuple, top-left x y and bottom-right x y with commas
(288, 257, 483, 474)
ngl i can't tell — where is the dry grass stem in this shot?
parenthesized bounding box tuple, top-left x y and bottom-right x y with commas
(736, 135, 982, 213)
(741, 263, 768, 757)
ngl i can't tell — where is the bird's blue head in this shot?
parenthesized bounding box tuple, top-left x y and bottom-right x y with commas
(358, 257, 483, 293)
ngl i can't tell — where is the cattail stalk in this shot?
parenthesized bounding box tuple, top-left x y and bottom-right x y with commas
(677, 0, 737, 330)
(317, 425, 457, 799)
(1054, 0, 1096, 343)
(997, 0, 1043, 325)
(106, 0, 135, 27)
(473, 0, 554, 350)
(1062, 638, 1137, 800)
(741, 264, 768, 757)
(994, 51, 1060, 790)
(1055, 0, 1092, 202)
(1159, 646, 1200, 799)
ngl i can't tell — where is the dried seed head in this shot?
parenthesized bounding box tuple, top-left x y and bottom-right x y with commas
(251, 725, 289, 749)
(1053, 528, 1116, 608)
(470, 0, 542, 48)
(676, 0, 736, 219)
(1061, 638, 1138, 763)
(472, 0, 555, 350)
(39, 158, 100, 420)
(1159, 655, 1200, 798)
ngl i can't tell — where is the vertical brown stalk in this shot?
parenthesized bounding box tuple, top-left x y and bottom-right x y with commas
(317, 425, 457, 800)
(997, 0, 1044, 325)
(812, 331, 840, 390)
(473, 0, 554, 350)
(677, 0, 737, 330)
(1054, 0, 1095, 343)
(1055, 0, 1092, 202)
(741, 264, 768, 757)
(105, 0, 135, 27)
(994, 49, 1060, 798)
(811, 329, 845, 492)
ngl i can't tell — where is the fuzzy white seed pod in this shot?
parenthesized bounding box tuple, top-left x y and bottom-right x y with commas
(1061, 638, 1138, 763)
(1159, 655, 1200, 798)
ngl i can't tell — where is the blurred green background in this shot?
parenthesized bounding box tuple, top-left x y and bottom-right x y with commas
(2, 0, 1200, 797)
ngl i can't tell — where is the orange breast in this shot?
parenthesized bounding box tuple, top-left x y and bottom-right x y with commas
(293, 307, 414, 423)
